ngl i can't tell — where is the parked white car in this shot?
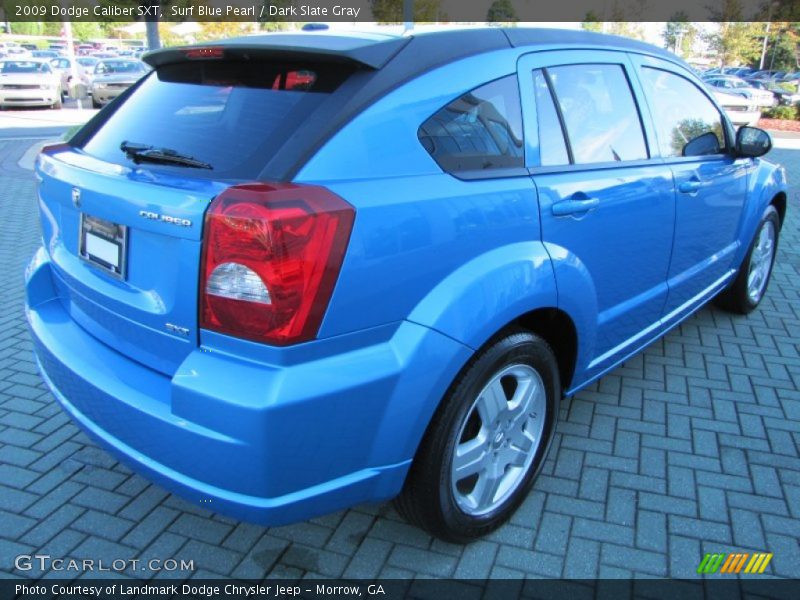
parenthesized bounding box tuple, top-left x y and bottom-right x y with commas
(704, 75, 776, 108)
(712, 89, 761, 127)
(89, 59, 148, 108)
(0, 59, 62, 109)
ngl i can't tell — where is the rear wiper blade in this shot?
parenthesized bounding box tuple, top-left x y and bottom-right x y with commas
(120, 141, 213, 170)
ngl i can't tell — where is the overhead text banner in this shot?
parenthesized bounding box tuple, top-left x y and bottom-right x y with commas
(0, 0, 798, 23)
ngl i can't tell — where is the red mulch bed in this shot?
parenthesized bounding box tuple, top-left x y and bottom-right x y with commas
(758, 118, 800, 132)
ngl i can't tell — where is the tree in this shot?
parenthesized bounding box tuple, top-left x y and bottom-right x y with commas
(581, 12, 603, 33)
(71, 22, 103, 42)
(760, 22, 800, 71)
(10, 22, 43, 36)
(370, 0, 445, 23)
(704, 22, 762, 66)
(663, 12, 698, 57)
(198, 22, 250, 41)
(487, 0, 518, 23)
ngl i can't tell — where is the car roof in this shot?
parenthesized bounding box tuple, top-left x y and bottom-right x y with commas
(103, 28, 692, 184)
(145, 27, 685, 71)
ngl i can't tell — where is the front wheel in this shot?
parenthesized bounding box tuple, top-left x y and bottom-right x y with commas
(715, 204, 780, 314)
(395, 330, 559, 542)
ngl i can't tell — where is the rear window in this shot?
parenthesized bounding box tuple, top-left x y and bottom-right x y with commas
(418, 75, 524, 174)
(80, 59, 353, 180)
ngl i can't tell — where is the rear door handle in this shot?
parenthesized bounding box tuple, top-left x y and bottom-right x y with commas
(551, 198, 600, 216)
(678, 180, 702, 194)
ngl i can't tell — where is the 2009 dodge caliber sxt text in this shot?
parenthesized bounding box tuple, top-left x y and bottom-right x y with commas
(25, 28, 788, 541)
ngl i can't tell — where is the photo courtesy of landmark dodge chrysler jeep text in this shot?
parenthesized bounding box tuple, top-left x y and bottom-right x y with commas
(25, 28, 787, 541)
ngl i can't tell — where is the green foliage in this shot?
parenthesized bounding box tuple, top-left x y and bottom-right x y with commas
(762, 105, 800, 120)
(581, 12, 602, 32)
(71, 22, 104, 41)
(9, 22, 43, 36)
(704, 22, 762, 66)
(762, 24, 800, 72)
(663, 12, 698, 57)
(606, 22, 645, 41)
(487, 0, 518, 23)
(370, 0, 446, 23)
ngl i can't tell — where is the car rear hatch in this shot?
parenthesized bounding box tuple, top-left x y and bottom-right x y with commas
(36, 36, 406, 376)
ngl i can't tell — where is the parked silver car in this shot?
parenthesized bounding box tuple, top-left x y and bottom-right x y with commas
(704, 75, 776, 108)
(89, 59, 148, 108)
(0, 59, 61, 109)
(711, 89, 761, 126)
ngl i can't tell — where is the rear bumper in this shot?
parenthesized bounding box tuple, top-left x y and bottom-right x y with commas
(25, 247, 471, 525)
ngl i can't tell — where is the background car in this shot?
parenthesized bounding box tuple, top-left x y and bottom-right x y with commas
(89, 59, 148, 107)
(711, 88, 761, 126)
(745, 78, 800, 106)
(704, 75, 776, 107)
(781, 71, 800, 85)
(31, 50, 59, 60)
(0, 58, 61, 109)
(49, 57, 92, 101)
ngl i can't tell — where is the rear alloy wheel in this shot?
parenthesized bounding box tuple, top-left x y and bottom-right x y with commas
(395, 330, 559, 542)
(715, 204, 780, 314)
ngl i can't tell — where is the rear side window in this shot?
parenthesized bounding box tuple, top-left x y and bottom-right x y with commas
(418, 75, 524, 174)
(639, 67, 726, 158)
(548, 64, 648, 164)
(80, 60, 353, 180)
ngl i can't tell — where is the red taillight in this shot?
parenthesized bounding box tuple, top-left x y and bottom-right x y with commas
(200, 183, 355, 346)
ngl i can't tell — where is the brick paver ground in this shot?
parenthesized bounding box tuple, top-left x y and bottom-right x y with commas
(0, 139, 798, 580)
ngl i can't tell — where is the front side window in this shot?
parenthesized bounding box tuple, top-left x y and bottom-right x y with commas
(640, 67, 726, 158)
(418, 75, 524, 173)
(548, 64, 648, 164)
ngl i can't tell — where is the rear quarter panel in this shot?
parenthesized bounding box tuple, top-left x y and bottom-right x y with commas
(735, 156, 788, 266)
(296, 49, 559, 350)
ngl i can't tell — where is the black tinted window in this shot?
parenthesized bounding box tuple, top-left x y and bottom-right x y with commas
(640, 67, 726, 158)
(548, 64, 647, 164)
(80, 60, 352, 179)
(418, 75, 524, 173)
(532, 69, 569, 167)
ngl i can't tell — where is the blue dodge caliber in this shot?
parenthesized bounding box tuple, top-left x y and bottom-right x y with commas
(25, 28, 787, 541)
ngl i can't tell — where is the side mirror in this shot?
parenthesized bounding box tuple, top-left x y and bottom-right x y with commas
(683, 131, 721, 157)
(736, 126, 772, 158)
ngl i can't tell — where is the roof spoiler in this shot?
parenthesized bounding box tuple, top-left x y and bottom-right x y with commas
(143, 34, 410, 70)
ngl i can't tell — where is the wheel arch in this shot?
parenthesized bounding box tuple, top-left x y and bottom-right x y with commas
(771, 191, 787, 228)
(515, 307, 579, 393)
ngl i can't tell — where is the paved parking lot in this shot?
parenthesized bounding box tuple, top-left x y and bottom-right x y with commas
(0, 135, 798, 580)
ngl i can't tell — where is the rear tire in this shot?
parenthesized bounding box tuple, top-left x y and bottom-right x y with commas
(714, 204, 780, 314)
(395, 329, 559, 542)
(92, 98, 102, 109)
